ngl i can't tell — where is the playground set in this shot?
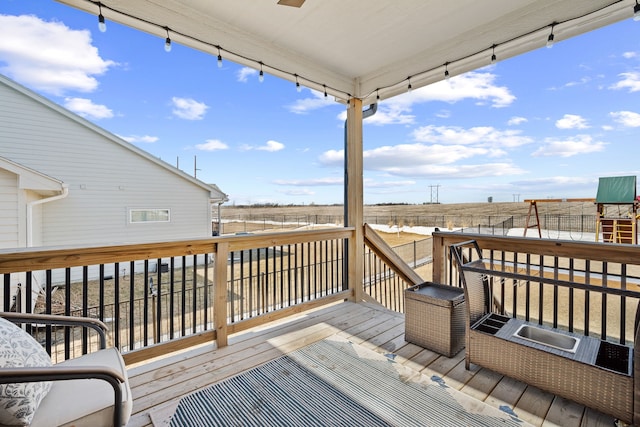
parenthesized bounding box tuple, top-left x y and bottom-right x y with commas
(523, 176, 639, 244)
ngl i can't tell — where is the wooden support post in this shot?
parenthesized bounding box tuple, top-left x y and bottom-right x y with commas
(431, 233, 446, 284)
(346, 98, 364, 302)
(214, 242, 228, 347)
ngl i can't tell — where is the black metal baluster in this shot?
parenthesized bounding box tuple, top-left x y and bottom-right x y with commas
(191, 255, 196, 334)
(601, 262, 608, 339)
(230, 252, 236, 322)
(128, 261, 135, 351)
(64, 268, 71, 359)
(143, 260, 149, 345)
(553, 256, 559, 329)
(114, 263, 120, 349)
(45, 270, 52, 355)
(83, 266, 89, 354)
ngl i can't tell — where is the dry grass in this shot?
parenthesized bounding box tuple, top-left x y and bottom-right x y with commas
(222, 201, 597, 219)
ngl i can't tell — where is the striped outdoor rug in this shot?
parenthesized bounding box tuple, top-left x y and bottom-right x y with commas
(152, 337, 531, 426)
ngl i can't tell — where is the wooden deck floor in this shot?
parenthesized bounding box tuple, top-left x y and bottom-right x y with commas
(125, 301, 616, 427)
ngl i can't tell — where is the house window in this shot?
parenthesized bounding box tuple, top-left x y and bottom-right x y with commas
(129, 209, 170, 223)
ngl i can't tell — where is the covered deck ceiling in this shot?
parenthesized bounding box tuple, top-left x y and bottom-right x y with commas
(56, 0, 635, 103)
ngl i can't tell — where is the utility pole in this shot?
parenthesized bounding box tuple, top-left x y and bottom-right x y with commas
(194, 156, 201, 178)
(429, 185, 440, 204)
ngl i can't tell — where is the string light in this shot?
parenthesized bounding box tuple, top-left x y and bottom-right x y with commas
(164, 27, 172, 52)
(634, 0, 640, 21)
(546, 24, 555, 48)
(259, 62, 264, 82)
(444, 63, 450, 80)
(490, 45, 497, 64)
(295, 74, 301, 92)
(97, 2, 106, 32)
(81, 0, 623, 102)
(407, 77, 412, 92)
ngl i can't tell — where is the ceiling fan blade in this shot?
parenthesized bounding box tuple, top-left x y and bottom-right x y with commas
(277, 0, 305, 7)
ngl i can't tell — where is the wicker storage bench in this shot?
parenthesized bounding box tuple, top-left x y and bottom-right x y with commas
(471, 314, 634, 423)
(450, 240, 639, 425)
(404, 282, 465, 357)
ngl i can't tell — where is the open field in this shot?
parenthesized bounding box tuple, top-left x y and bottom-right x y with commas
(220, 201, 599, 238)
(221, 201, 598, 219)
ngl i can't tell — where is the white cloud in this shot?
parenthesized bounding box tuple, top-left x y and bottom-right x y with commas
(63, 97, 113, 119)
(119, 135, 159, 143)
(610, 111, 640, 127)
(0, 14, 115, 95)
(240, 140, 285, 152)
(412, 125, 532, 148)
(556, 114, 589, 129)
(511, 176, 596, 191)
(365, 179, 416, 188)
(563, 76, 591, 88)
(171, 97, 208, 120)
(361, 72, 515, 126)
(319, 143, 523, 179)
(258, 140, 285, 152)
(532, 135, 606, 158)
(196, 139, 229, 151)
(277, 188, 316, 196)
(320, 123, 532, 179)
(508, 116, 528, 126)
(237, 67, 257, 83)
(273, 177, 342, 186)
(610, 72, 640, 92)
(287, 90, 336, 114)
(622, 52, 638, 59)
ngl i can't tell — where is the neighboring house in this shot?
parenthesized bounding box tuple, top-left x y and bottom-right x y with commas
(0, 73, 228, 308)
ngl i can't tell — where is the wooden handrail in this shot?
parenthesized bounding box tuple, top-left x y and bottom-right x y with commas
(363, 223, 423, 286)
(0, 228, 356, 274)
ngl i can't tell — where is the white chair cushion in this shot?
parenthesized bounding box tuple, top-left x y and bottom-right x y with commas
(30, 347, 132, 427)
(0, 317, 52, 426)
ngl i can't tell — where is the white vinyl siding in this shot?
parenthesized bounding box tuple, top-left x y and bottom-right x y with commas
(0, 77, 216, 247)
(0, 170, 19, 248)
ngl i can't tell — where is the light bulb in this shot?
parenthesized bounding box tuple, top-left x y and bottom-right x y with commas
(217, 54, 222, 68)
(296, 81, 301, 92)
(98, 14, 106, 32)
(164, 37, 172, 52)
(444, 69, 450, 80)
(259, 70, 264, 83)
(490, 53, 497, 64)
(546, 33, 554, 48)
(634, 2, 640, 21)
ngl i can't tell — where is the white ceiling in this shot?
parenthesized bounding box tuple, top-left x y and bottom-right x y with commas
(56, 0, 634, 103)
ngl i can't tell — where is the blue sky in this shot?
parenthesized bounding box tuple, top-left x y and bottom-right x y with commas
(1, 1, 639, 206)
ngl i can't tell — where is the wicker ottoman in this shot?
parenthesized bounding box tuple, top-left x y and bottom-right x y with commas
(405, 282, 465, 357)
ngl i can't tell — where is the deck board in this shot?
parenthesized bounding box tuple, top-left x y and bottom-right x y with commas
(125, 301, 616, 427)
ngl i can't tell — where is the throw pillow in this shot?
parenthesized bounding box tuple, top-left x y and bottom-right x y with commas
(0, 317, 52, 426)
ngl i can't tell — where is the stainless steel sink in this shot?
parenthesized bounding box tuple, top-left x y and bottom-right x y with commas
(514, 324, 580, 353)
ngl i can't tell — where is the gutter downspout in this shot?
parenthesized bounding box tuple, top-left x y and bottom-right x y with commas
(21, 184, 69, 312)
(26, 184, 69, 247)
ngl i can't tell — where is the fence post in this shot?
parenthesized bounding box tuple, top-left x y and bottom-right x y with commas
(431, 233, 446, 284)
(214, 242, 229, 347)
